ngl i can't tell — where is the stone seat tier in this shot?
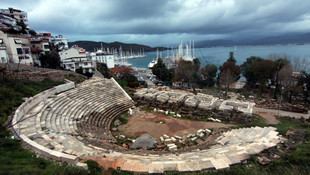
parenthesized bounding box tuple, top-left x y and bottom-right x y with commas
(85, 126, 281, 173)
(15, 78, 133, 163)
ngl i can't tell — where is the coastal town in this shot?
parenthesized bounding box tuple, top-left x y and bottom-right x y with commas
(0, 4, 310, 175)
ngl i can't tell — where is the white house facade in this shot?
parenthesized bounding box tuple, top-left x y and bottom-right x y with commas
(89, 50, 115, 68)
(59, 46, 95, 73)
(0, 31, 33, 65)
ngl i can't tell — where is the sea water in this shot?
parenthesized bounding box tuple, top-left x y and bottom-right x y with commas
(127, 44, 310, 68)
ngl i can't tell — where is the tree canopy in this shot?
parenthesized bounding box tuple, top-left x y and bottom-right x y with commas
(218, 60, 241, 96)
(152, 58, 173, 82)
(192, 58, 201, 72)
(241, 56, 264, 87)
(96, 62, 112, 78)
(39, 52, 61, 69)
(173, 59, 194, 83)
(200, 64, 218, 87)
(273, 58, 290, 99)
(227, 51, 236, 63)
(253, 60, 275, 92)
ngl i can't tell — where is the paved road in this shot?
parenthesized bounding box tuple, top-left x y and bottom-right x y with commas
(253, 107, 309, 125)
(139, 72, 155, 88)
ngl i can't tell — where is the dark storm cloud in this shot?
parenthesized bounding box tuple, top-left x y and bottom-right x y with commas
(1, 0, 310, 45)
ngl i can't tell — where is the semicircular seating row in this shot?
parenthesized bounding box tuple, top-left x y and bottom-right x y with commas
(13, 77, 134, 167)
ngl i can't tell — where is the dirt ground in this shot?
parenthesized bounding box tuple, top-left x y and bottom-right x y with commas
(118, 112, 233, 139)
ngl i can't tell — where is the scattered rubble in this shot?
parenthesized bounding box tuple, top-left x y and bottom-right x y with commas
(256, 99, 308, 114)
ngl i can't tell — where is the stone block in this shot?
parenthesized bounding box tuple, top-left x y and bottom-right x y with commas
(215, 119, 222, 122)
(197, 129, 205, 133)
(168, 144, 177, 151)
(187, 134, 194, 138)
(158, 109, 164, 113)
(160, 137, 164, 143)
(165, 139, 172, 144)
(174, 135, 182, 140)
(60, 153, 78, 164)
(191, 137, 198, 142)
(163, 134, 169, 139)
(205, 129, 212, 134)
(76, 162, 88, 170)
(197, 132, 204, 138)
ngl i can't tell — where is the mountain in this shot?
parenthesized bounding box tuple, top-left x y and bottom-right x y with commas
(196, 33, 310, 47)
(68, 41, 165, 52)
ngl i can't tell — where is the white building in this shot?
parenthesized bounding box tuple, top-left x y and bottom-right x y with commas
(89, 49, 115, 68)
(51, 35, 69, 50)
(0, 8, 29, 30)
(0, 31, 33, 65)
(59, 46, 95, 73)
(29, 37, 50, 66)
(0, 38, 8, 63)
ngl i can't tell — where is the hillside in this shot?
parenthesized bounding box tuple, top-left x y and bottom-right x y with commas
(196, 32, 310, 47)
(68, 41, 164, 52)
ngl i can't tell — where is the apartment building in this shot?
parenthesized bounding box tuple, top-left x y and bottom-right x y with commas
(89, 49, 115, 68)
(0, 38, 8, 63)
(59, 46, 95, 73)
(0, 7, 29, 30)
(51, 35, 69, 50)
(0, 31, 33, 65)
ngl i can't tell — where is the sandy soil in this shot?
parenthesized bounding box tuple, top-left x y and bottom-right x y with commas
(118, 112, 233, 139)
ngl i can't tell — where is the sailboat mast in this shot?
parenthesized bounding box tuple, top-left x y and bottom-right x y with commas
(193, 40, 195, 58)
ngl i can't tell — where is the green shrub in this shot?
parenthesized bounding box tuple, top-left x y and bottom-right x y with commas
(85, 160, 102, 175)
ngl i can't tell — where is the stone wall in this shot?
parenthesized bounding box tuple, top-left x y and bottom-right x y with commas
(0, 63, 86, 81)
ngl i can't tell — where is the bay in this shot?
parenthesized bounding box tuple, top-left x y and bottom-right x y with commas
(127, 44, 310, 68)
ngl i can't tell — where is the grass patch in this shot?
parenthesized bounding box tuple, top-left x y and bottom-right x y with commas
(64, 73, 85, 84)
(85, 160, 102, 175)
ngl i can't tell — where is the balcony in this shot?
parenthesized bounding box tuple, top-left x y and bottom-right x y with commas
(31, 47, 43, 53)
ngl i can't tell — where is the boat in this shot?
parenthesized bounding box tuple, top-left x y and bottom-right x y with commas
(148, 40, 196, 69)
(148, 49, 159, 69)
(148, 60, 157, 69)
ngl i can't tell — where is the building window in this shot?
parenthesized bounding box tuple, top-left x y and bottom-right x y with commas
(24, 48, 29, 54)
(43, 45, 49, 49)
(18, 56, 24, 60)
(16, 48, 23, 54)
(14, 39, 22, 44)
(84, 63, 88, 66)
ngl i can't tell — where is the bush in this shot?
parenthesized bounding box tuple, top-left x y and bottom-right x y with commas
(128, 82, 140, 88)
(85, 160, 102, 175)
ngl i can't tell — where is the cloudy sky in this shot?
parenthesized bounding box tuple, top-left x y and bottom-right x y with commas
(2, 0, 310, 46)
